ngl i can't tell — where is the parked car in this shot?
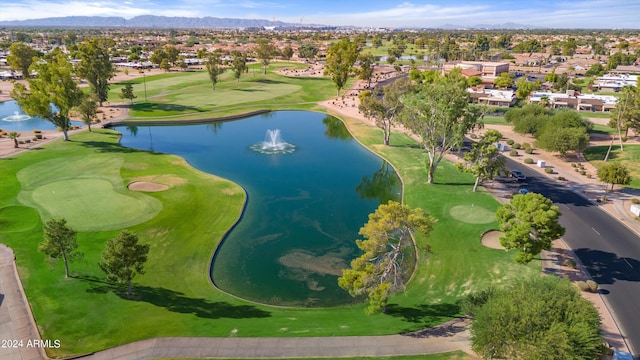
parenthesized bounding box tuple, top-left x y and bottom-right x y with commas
(511, 170, 526, 181)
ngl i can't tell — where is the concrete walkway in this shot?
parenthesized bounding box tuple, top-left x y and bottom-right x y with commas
(78, 319, 472, 360)
(0, 244, 46, 360)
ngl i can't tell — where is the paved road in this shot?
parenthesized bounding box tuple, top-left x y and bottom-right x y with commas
(505, 159, 640, 357)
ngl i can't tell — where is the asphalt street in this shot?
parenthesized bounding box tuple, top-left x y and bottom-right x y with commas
(504, 159, 640, 357)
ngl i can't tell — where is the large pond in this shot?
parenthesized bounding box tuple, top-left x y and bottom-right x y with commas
(0, 100, 64, 131)
(116, 111, 401, 307)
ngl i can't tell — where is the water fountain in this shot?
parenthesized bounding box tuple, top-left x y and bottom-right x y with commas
(250, 129, 296, 154)
(2, 111, 31, 122)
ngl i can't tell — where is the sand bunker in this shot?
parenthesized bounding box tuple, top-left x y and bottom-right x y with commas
(127, 181, 169, 192)
(481, 230, 506, 249)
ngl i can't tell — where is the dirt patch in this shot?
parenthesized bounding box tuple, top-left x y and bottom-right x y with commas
(130, 175, 187, 186)
(481, 230, 505, 249)
(128, 181, 169, 192)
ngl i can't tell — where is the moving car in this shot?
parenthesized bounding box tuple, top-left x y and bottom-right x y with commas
(511, 170, 526, 181)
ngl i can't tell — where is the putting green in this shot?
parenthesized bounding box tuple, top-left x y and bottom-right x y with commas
(448, 204, 495, 224)
(30, 178, 161, 231)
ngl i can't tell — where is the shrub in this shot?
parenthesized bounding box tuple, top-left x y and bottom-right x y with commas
(524, 147, 534, 154)
(545, 168, 554, 174)
(509, 149, 518, 156)
(586, 280, 598, 293)
(469, 133, 478, 139)
(524, 158, 534, 164)
(587, 174, 592, 179)
(563, 258, 577, 269)
(580, 170, 586, 175)
(558, 176, 566, 181)
(33, 129, 42, 134)
(631, 198, 639, 204)
(571, 163, 577, 168)
(513, 143, 522, 149)
(506, 139, 515, 145)
(575, 168, 580, 172)
(522, 142, 531, 149)
(576, 281, 589, 292)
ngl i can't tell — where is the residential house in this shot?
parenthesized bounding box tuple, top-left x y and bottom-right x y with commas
(529, 91, 618, 112)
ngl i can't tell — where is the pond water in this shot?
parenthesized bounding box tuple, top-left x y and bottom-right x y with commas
(116, 111, 401, 307)
(0, 100, 81, 131)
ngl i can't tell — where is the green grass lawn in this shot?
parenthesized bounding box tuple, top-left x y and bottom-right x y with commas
(584, 144, 640, 188)
(109, 62, 341, 120)
(0, 67, 540, 358)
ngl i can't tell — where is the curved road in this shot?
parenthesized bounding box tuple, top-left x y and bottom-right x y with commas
(506, 159, 640, 357)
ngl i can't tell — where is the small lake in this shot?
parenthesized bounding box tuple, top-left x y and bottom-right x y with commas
(116, 111, 401, 307)
(0, 100, 82, 131)
(0, 100, 61, 131)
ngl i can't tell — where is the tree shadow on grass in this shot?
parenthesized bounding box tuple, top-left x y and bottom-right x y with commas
(131, 103, 204, 114)
(385, 302, 461, 325)
(80, 141, 149, 154)
(250, 79, 285, 85)
(83, 277, 270, 319)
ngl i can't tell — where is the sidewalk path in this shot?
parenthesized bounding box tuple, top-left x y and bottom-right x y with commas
(76, 318, 472, 360)
(0, 244, 46, 360)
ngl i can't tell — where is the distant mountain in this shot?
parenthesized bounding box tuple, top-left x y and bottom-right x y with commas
(0, 15, 312, 29)
(438, 22, 544, 30)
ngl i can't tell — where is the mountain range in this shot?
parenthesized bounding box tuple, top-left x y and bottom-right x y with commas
(0, 15, 308, 29)
(0, 16, 546, 30)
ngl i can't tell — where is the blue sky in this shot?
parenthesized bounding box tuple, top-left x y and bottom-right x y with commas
(0, 0, 637, 28)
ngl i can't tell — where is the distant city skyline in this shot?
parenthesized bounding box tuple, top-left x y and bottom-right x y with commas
(0, 0, 637, 29)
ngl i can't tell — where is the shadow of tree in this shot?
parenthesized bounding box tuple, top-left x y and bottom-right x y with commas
(131, 103, 203, 114)
(385, 302, 461, 324)
(80, 141, 147, 154)
(573, 248, 640, 285)
(403, 316, 469, 338)
(84, 277, 270, 319)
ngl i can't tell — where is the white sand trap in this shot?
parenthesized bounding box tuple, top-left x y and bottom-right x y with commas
(481, 230, 506, 249)
(127, 181, 169, 192)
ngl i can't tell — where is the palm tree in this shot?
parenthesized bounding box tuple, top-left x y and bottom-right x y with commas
(8, 131, 20, 148)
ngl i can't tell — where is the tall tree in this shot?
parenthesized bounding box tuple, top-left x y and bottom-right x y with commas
(469, 277, 603, 360)
(11, 48, 83, 141)
(400, 79, 483, 184)
(357, 52, 376, 88)
(230, 51, 248, 82)
(282, 45, 293, 60)
(298, 43, 318, 59)
(99, 231, 150, 298)
(324, 38, 359, 96)
(493, 72, 515, 89)
(536, 110, 592, 156)
(7, 42, 38, 77)
(255, 39, 276, 75)
(120, 83, 137, 103)
(457, 130, 507, 192)
(504, 104, 550, 136)
(515, 78, 541, 100)
(75, 38, 115, 106)
(39, 218, 82, 278)
(74, 93, 98, 132)
(358, 78, 410, 146)
(338, 201, 435, 314)
(496, 192, 565, 264)
(205, 53, 225, 91)
(608, 83, 640, 137)
(598, 163, 632, 191)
